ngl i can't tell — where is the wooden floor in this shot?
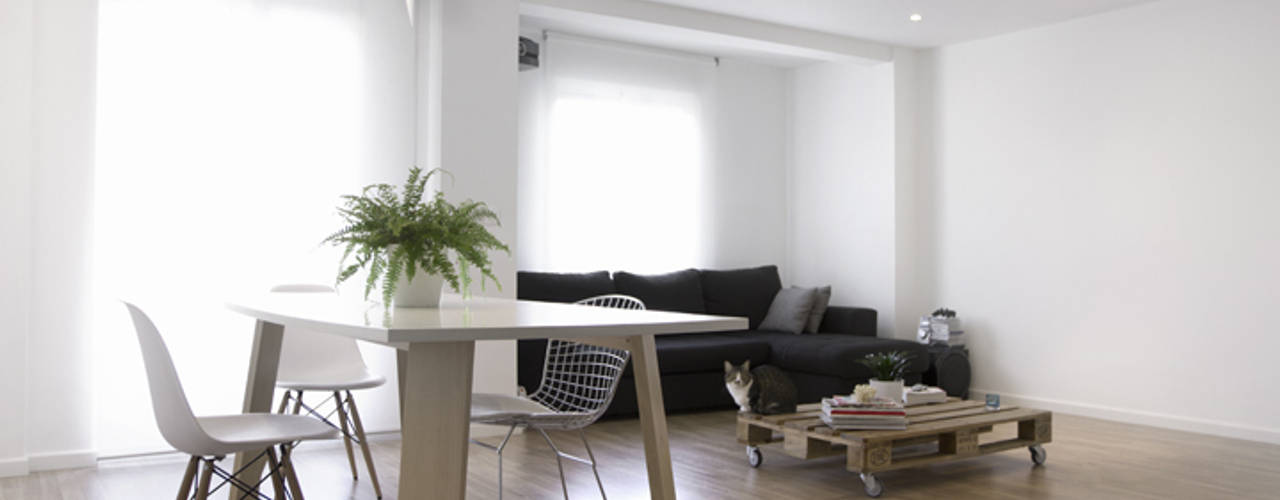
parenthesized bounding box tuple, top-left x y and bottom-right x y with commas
(3, 410, 1278, 499)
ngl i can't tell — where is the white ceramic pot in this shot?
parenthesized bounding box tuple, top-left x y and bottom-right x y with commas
(393, 271, 445, 308)
(869, 379, 905, 403)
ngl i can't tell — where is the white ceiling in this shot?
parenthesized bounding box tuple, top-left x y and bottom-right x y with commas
(641, 0, 1158, 48)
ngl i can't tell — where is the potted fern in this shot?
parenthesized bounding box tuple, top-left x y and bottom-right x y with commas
(857, 351, 914, 403)
(323, 167, 509, 307)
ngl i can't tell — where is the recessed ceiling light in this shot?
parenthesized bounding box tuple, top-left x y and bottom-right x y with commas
(909, 13, 923, 22)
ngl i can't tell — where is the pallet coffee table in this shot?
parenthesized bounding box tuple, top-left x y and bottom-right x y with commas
(737, 399, 1051, 497)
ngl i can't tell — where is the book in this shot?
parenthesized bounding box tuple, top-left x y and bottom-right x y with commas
(823, 413, 906, 421)
(823, 413, 907, 421)
(826, 409, 906, 416)
(824, 416, 906, 424)
(902, 386, 947, 406)
(823, 396, 903, 409)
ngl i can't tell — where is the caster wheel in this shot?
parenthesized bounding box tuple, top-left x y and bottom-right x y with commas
(1030, 445, 1047, 465)
(746, 446, 763, 468)
(860, 473, 883, 498)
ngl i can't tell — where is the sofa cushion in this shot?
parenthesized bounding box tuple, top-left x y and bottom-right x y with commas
(517, 271, 614, 303)
(743, 332, 930, 380)
(758, 287, 817, 334)
(613, 269, 705, 314)
(803, 285, 832, 333)
(699, 265, 782, 329)
(626, 333, 770, 376)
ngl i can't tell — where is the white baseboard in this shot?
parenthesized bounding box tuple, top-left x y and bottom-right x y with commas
(0, 457, 29, 478)
(26, 450, 98, 472)
(969, 388, 1280, 445)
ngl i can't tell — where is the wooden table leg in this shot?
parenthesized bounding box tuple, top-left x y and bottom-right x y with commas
(232, 320, 284, 492)
(399, 341, 475, 500)
(396, 349, 408, 422)
(629, 333, 677, 500)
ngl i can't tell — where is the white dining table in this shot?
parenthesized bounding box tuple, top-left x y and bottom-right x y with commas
(226, 292, 747, 499)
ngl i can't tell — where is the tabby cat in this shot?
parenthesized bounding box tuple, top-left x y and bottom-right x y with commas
(723, 360, 798, 415)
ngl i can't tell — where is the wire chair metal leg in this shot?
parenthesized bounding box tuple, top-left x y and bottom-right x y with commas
(537, 429, 570, 500)
(579, 430, 607, 499)
(493, 424, 517, 500)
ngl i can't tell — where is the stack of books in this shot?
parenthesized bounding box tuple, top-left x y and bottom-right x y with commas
(820, 396, 907, 430)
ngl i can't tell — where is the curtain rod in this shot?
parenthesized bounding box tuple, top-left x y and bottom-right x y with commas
(542, 30, 720, 67)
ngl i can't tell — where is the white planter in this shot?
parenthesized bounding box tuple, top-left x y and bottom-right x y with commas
(393, 271, 445, 308)
(869, 379, 905, 403)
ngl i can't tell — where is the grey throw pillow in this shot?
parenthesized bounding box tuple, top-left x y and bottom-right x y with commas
(803, 285, 832, 333)
(758, 287, 818, 334)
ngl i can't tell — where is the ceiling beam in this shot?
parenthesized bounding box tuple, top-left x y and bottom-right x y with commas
(520, 0, 893, 64)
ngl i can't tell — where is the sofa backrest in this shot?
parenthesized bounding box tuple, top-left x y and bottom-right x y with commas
(612, 269, 706, 314)
(516, 266, 784, 330)
(517, 270, 614, 303)
(698, 265, 781, 330)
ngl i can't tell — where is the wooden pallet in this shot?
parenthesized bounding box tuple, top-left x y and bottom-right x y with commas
(737, 399, 1052, 497)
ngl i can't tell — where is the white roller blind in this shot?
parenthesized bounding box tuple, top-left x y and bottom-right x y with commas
(93, 0, 413, 456)
(519, 34, 717, 274)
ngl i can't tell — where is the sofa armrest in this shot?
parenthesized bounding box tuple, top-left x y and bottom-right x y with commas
(818, 306, 877, 336)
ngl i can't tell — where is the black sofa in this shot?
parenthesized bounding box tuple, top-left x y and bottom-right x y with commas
(517, 266, 930, 417)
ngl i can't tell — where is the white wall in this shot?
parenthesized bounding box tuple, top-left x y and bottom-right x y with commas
(705, 59, 789, 273)
(788, 60, 898, 336)
(26, 0, 98, 470)
(917, 0, 1280, 443)
(0, 0, 99, 475)
(0, 0, 34, 478)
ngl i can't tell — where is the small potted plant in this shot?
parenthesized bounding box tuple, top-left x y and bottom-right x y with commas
(857, 351, 914, 403)
(323, 167, 509, 308)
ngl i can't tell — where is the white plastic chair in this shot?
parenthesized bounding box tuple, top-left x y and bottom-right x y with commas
(470, 294, 643, 499)
(271, 284, 387, 499)
(124, 302, 337, 500)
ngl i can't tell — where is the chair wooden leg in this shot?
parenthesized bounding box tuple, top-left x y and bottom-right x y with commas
(276, 391, 290, 414)
(266, 447, 288, 500)
(346, 391, 383, 499)
(175, 456, 199, 500)
(281, 444, 306, 500)
(194, 458, 214, 500)
(291, 390, 303, 415)
(333, 391, 360, 480)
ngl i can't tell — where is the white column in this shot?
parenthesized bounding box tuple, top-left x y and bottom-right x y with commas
(0, 0, 35, 477)
(893, 47, 922, 341)
(25, 0, 98, 471)
(416, 0, 520, 425)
